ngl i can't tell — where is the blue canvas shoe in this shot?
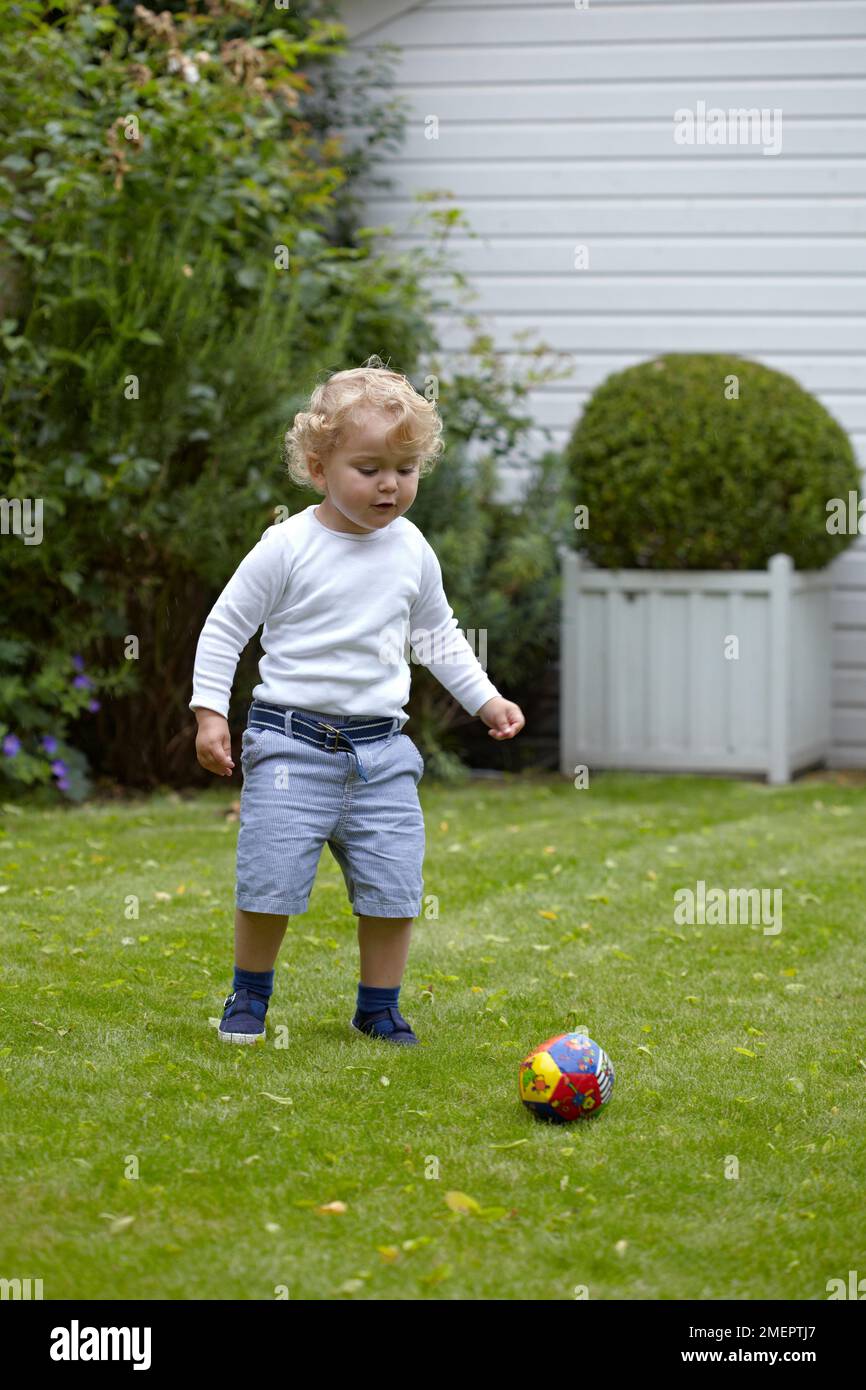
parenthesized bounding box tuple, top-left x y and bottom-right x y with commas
(219, 987, 268, 1044)
(350, 1005, 419, 1046)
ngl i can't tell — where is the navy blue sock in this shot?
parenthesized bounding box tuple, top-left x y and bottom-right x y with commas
(356, 983, 399, 1016)
(233, 966, 274, 1004)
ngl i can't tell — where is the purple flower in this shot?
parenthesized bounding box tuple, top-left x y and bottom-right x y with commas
(41, 735, 58, 754)
(73, 674, 93, 690)
(50, 759, 68, 777)
(2, 734, 21, 757)
(57, 777, 70, 792)
(72, 653, 85, 672)
(88, 698, 100, 713)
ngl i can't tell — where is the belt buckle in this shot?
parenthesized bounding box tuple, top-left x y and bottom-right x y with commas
(319, 721, 342, 753)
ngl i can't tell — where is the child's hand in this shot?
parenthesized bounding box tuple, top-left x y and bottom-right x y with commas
(194, 710, 235, 776)
(477, 697, 525, 740)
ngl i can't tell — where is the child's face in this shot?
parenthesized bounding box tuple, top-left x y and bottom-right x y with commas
(310, 408, 421, 532)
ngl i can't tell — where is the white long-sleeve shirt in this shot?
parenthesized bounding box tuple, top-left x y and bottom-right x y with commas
(188, 504, 501, 726)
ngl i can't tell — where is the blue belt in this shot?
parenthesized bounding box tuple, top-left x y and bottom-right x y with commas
(247, 701, 398, 784)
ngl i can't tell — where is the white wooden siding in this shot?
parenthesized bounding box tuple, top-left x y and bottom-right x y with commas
(343, 0, 866, 766)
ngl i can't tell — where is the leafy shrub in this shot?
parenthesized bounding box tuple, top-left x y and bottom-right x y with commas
(0, 0, 444, 795)
(564, 353, 860, 570)
(0, 1, 569, 794)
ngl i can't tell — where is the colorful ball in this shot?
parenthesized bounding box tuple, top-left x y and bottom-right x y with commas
(519, 1031, 615, 1123)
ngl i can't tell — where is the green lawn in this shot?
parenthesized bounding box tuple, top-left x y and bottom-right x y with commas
(1, 771, 864, 1300)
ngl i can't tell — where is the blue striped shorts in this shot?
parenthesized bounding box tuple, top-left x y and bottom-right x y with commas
(235, 703, 426, 918)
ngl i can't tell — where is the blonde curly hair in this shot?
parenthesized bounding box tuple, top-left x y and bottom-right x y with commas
(284, 355, 444, 489)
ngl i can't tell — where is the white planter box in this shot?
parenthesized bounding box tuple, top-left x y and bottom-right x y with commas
(559, 550, 832, 785)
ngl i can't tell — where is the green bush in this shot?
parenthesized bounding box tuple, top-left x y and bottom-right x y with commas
(0, 0, 439, 796)
(0, 1, 569, 796)
(564, 353, 861, 570)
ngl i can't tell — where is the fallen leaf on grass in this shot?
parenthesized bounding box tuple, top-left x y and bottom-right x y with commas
(442, 1191, 509, 1220)
(99, 1213, 135, 1235)
(260, 1091, 293, 1106)
(316, 1200, 348, 1214)
(445, 1190, 480, 1214)
(401, 1236, 432, 1252)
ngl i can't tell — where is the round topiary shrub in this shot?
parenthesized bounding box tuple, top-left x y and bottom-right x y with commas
(564, 353, 860, 570)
